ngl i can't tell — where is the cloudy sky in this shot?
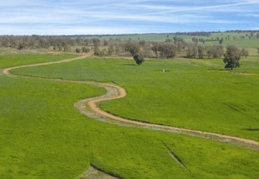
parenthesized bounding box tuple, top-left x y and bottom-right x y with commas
(0, 0, 258, 35)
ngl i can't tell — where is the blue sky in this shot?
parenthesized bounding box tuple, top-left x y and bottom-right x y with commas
(0, 0, 259, 35)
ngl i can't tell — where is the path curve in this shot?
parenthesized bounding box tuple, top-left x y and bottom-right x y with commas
(2, 55, 259, 150)
(75, 81, 259, 150)
(1, 54, 88, 75)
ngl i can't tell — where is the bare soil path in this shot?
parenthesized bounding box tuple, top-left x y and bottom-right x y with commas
(1, 54, 88, 75)
(75, 80, 259, 150)
(2, 55, 259, 151)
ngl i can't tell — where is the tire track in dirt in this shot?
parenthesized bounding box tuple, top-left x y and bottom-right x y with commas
(2, 55, 259, 151)
(74, 80, 259, 150)
(1, 55, 88, 75)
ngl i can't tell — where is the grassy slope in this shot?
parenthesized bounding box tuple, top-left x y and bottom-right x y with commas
(1, 54, 259, 178)
(13, 57, 259, 141)
(1, 75, 259, 179)
(0, 54, 77, 68)
(0, 76, 103, 178)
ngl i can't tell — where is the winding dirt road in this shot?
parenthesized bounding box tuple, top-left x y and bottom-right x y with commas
(2, 55, 259, 150)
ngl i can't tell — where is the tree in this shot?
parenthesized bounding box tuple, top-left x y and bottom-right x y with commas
(241, 48, 249, 58)
(198, 45, 204, 59)
(186, 44, 197, 58)
(173, 37, 186, 52)
(17, 43, 24, 50)
(84, 39, 89, 46)
(92, 38, 101, 46)
(151, 42, 159, 58)
(82, 47, 90, 53)
(94, 45, 100, 56)
(206, 46, 213, 58)
(103, 39, 108, 46)
(133, 54, 144, 65)
(75, 48, 81, 53)
(63, 44, 71, 52)
(125, 40, 140, 56)
(206, 45, 224, 58)
(158, 43, 177, 59)
(213, 45, 224, 58)
(223, 45, 241, 70)
(219, 38, 224, 44)
(139, 40, 146, 46)
(192, 37, 198, 45)
(108, 45, 114, 55)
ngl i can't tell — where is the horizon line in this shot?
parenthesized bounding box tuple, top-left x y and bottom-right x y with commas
(1, 29, 259, 37)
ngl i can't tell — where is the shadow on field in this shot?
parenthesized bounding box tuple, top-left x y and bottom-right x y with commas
(76, 164, 119, 179)
(122, 64, 137, 66)
(243, 128, 259, 132)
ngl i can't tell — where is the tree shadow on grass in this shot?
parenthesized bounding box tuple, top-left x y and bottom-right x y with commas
(122, 64, 137, 66)
(243, 128, 259, 132)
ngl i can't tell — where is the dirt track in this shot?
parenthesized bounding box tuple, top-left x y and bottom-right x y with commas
(2, 55, 87, 75)
(2, 55, 259, 150)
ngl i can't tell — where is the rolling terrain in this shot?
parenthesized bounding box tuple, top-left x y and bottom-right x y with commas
(0, 53, 258, 178)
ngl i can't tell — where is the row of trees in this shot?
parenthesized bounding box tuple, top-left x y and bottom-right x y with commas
(0, 35, 254, 68)
(0, 35, 113, 51)
(124, 40, 248, 68)
(124, 40, 249, 60)
(0, 35, 254, 58)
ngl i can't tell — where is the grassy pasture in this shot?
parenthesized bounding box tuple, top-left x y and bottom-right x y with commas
(13, 56, 259, 141)
(0, 53, 77, 68)
(1, 54, 259, 178)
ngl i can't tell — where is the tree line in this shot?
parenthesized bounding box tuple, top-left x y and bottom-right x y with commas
(0, 35, 254, 58)
(0, 34, 254, 68)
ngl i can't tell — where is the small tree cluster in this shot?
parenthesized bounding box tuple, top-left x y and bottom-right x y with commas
(151, 42, 178, 59)
(186, 44, 197, 58)
(185, 45, 224, 59)
(206, 45, 224, 58)
(125, 40, 140, 56)
(241, 48, 249, 57)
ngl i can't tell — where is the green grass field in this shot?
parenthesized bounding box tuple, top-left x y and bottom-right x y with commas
(1, 54, 259, 178)
(0, 54, 77, 68)
(13, 56, 259, 141)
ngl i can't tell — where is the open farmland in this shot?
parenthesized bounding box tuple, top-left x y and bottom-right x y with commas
(1, 0, 259, 177)
(0, 53, 258, 178)
(13, 56, 259, 141)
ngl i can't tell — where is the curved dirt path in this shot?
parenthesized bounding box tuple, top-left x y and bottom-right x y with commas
(75, 81, 259, 150)
(2, 55, 259, 150)
(1, 54, 88, 75)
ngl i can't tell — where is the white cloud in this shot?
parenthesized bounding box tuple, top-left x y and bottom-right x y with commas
(0, 24, 144, 35)
(0, 0, 258, 35)
(0, 0, 36, 6)
(141, 1, 258, 15)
